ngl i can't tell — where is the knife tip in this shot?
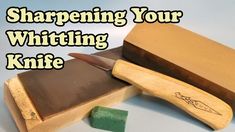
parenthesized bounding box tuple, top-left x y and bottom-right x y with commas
(68, 53, 78, 58)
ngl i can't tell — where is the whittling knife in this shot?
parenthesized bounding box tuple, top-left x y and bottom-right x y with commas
(68, 53, 233, 130)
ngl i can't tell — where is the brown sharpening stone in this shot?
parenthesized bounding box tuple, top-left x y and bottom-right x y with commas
(123, 23, 235, 110)
(4, 47, 140, 132)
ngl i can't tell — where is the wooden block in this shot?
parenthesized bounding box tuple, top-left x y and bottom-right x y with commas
(123, 23, 235, 110)
(4, 47, 140, 132)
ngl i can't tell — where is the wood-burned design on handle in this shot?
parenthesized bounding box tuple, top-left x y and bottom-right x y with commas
(175, 92, 222, 116)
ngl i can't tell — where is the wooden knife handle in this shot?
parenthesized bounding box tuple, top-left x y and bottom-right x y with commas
(112, 60, 233, 130)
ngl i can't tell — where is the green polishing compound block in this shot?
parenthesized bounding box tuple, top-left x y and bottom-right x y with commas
(90, 106, 128, 132)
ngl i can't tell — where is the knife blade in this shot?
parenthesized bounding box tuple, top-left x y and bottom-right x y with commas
(68, 53, 232, 130)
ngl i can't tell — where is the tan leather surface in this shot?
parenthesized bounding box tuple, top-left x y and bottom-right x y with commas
(124, 23, 235, 108)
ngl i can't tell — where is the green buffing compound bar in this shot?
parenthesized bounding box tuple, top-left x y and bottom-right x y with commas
(90, 106, 128, 132)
